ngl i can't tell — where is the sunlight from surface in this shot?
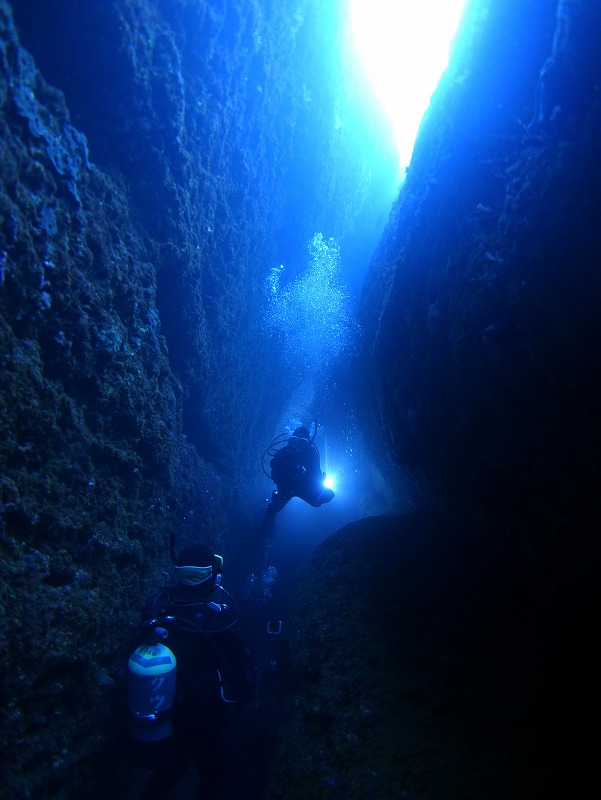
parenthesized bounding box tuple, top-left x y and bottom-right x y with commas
(349, 0, 466, 175)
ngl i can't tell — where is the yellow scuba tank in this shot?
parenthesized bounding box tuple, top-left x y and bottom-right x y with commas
(127, 641, 177, 742)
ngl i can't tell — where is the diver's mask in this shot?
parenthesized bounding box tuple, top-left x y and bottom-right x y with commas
(174, 554, 223, 586)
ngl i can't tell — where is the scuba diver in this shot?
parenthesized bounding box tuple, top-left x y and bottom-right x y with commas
(259, 424, 335, 534)
(127, 540, 255, 799)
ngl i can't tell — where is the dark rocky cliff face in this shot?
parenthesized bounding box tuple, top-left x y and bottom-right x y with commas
(359, 0, 601, 546)
(0, 5, 228, 795)
(266, 511, 597, 800)
(0, 0, 394, 796)
(2, 0, 600, 797)
(267, 1, 600, 798)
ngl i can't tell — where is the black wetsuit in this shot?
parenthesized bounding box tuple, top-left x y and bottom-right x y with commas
(268, 437, 334, 512)
(135, 585, 255, 800)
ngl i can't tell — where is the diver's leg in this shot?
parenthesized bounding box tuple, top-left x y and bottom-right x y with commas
(258, 490, 292, 536)
(295, 485, 335, 508)
(193, 727, 227, 799)
(269, 488, 293, 512)
(319, 487, 335, 504)
(258, 504, 277, 537)
(138, 742, 189, 799)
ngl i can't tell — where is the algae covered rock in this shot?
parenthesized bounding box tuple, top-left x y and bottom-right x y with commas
(267, 511, 596, 800)
(1, 4, 227, 794)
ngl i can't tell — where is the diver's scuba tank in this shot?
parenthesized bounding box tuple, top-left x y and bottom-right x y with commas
(127, 633, 177, 743)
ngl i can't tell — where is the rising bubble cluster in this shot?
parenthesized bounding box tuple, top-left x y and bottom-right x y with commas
(264, 233, 356, 377)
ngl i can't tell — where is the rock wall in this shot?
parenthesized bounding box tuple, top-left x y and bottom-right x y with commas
(11, 0, 397, 475)
(359, 0, 601, 547)
(0, 6, 223, 796)
(268, 1, 601, 798)
(266, 512, 597, 800)
(1, 0, 397, 796)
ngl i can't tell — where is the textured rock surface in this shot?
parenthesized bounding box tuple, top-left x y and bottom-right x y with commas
(3, 0, 600, 797)
(359, 0, 601, 545)
(1, 1, 396, 796)
(267, 512, 596, 799)
(269, 1, 600, 798)
(0, 5, 226, 795)
(11, 0, 397, 475)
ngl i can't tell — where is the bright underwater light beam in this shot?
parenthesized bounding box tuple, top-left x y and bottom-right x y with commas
(349, 0, 466, 175)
